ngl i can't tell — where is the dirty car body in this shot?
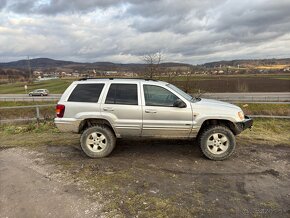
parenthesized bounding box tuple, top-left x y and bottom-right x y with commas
(55, 78, 253, 160)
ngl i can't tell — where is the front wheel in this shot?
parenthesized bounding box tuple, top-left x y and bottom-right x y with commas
(80, 125, 116, 158)
(198, 125, 236, 161)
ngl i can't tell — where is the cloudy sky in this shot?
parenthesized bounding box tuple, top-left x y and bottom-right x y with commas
(0, 0, 289, 64)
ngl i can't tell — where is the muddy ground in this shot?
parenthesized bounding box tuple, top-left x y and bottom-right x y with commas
(0, 135, 289, 218)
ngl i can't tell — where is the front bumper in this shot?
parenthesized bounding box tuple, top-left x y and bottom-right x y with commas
(233, 116, 253, 135)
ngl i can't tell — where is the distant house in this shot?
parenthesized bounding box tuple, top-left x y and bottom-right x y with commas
(72, 72, 80, 77)
(105, 71, 118, 75)
(33, 71, 42, 76)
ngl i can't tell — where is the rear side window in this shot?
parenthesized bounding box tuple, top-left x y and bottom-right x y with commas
(68, 83, 104, 102)
(105, 84, 138, 105)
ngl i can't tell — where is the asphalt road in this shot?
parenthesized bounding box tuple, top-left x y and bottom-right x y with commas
(0, 92, 289, 102)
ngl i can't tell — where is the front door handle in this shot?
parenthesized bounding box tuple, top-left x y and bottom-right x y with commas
(103, 107, 114, 111)
(145, 109, 157, 113)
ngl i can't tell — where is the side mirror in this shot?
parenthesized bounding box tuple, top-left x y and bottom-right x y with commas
(173, 99, 186, 108)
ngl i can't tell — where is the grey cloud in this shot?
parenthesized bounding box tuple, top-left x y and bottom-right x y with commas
(0, 0, 7, 10)
(5, 0, 123, 14)
(38, 0, 122, 14)
(211, 1, 290, 41)
(7, 0, 36, 13)
(0, 0, 289, 64)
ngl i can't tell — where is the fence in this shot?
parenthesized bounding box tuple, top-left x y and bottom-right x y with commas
(0, 97, 59, 102)
(0, 104, 55, 124)
(0, 104, 289, 124)
(0, 93, 289, 103)
(200, 93, 290, 103)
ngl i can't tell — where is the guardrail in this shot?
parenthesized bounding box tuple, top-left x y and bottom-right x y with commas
(0, 104, 56, 124)
(200, 94, 290, 103)
(0, 93, 290, 103)
(0, 97, 59, 102)
(0, 104, 289, 124)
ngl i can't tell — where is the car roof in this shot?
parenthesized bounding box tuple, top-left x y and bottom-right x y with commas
(75, 78, 168, 85)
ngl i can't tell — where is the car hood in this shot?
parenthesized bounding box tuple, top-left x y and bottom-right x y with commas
(196, 98, 240, 110)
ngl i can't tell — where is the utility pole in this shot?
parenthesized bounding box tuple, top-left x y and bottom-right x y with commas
(27, 56, 32, 82)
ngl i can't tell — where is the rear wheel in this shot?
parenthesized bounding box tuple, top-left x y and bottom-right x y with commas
(80, 125, 116, 158)
(198, 125, 236, 160)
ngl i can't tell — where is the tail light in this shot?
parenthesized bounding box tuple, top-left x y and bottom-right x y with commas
(56, 104, 65, 118)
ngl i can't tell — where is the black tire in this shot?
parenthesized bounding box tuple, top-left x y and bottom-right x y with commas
(80, 125, 116, 158)
(198, 125, 236, 161)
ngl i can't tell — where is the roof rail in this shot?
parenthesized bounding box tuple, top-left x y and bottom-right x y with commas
(78, 77, 158, 81)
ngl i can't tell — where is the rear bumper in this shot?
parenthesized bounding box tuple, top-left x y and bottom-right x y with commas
(54, 118, 81, 133)
(233, 116, 253, 135)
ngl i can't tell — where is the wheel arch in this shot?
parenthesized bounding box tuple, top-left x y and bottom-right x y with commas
(197, 119, 238, 137)
(78, 118, 117, 137)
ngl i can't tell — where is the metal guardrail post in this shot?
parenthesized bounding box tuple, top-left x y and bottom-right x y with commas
(36, 106, 40, 126)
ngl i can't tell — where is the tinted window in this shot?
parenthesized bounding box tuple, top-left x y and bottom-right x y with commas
(68, 83, 104, 102)
(105, 84, 138, 105)
(144, 85, 178, 107)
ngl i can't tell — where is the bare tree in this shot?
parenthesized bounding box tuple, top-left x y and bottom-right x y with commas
(142, 52, 162, 78)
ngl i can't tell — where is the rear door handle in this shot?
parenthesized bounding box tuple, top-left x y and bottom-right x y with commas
(103, 107, 114, 111)
(145, 109, 157, 113)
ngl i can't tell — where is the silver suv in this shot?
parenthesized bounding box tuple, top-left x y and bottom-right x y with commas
(29, 89, 49, 96)
(55, 78, 253, 160)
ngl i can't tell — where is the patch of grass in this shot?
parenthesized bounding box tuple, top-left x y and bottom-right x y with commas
(238, 118, 290, 146)
(0, 121, 79, 149)
(0, 79, 72, 94)
(238, 103, 290, 116)
(0, 101, 56, 120)
(255, 65, 288, 70)
(0, 121, 58, 134)
(0, 101, 56, 107)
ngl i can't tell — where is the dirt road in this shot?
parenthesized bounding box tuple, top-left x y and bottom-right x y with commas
(0, 138, 289, 217)
(0, 149, 102, 218)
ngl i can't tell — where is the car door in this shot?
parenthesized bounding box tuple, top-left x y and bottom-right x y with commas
(141, 84, 193, 138)
(101, 82, 142, 137)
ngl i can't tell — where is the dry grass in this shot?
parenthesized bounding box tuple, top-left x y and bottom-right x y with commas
(255, 65, 288, 70)
(0, 121, 79, 149)
(238, 103, 290, 116)
(239, 118, 290, 146)
(0, 101, 56, 120)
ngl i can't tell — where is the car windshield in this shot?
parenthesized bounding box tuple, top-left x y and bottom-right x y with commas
(166, 84, 200, 102)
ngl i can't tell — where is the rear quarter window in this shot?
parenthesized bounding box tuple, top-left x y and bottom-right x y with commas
(68, 83, 104, 102)
(105, 84, 138, 105)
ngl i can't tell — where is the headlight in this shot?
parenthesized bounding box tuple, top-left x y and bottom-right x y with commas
(238, 111, 244, 120)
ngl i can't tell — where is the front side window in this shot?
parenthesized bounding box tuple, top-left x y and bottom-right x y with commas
(68, 83, 104, 102)
(105, 84, 138, 105)
(144, 85, 179, 107)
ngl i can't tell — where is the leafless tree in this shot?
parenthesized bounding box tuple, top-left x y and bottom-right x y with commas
(183, 71, 194, 93)
(142, 52, 162, 78)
